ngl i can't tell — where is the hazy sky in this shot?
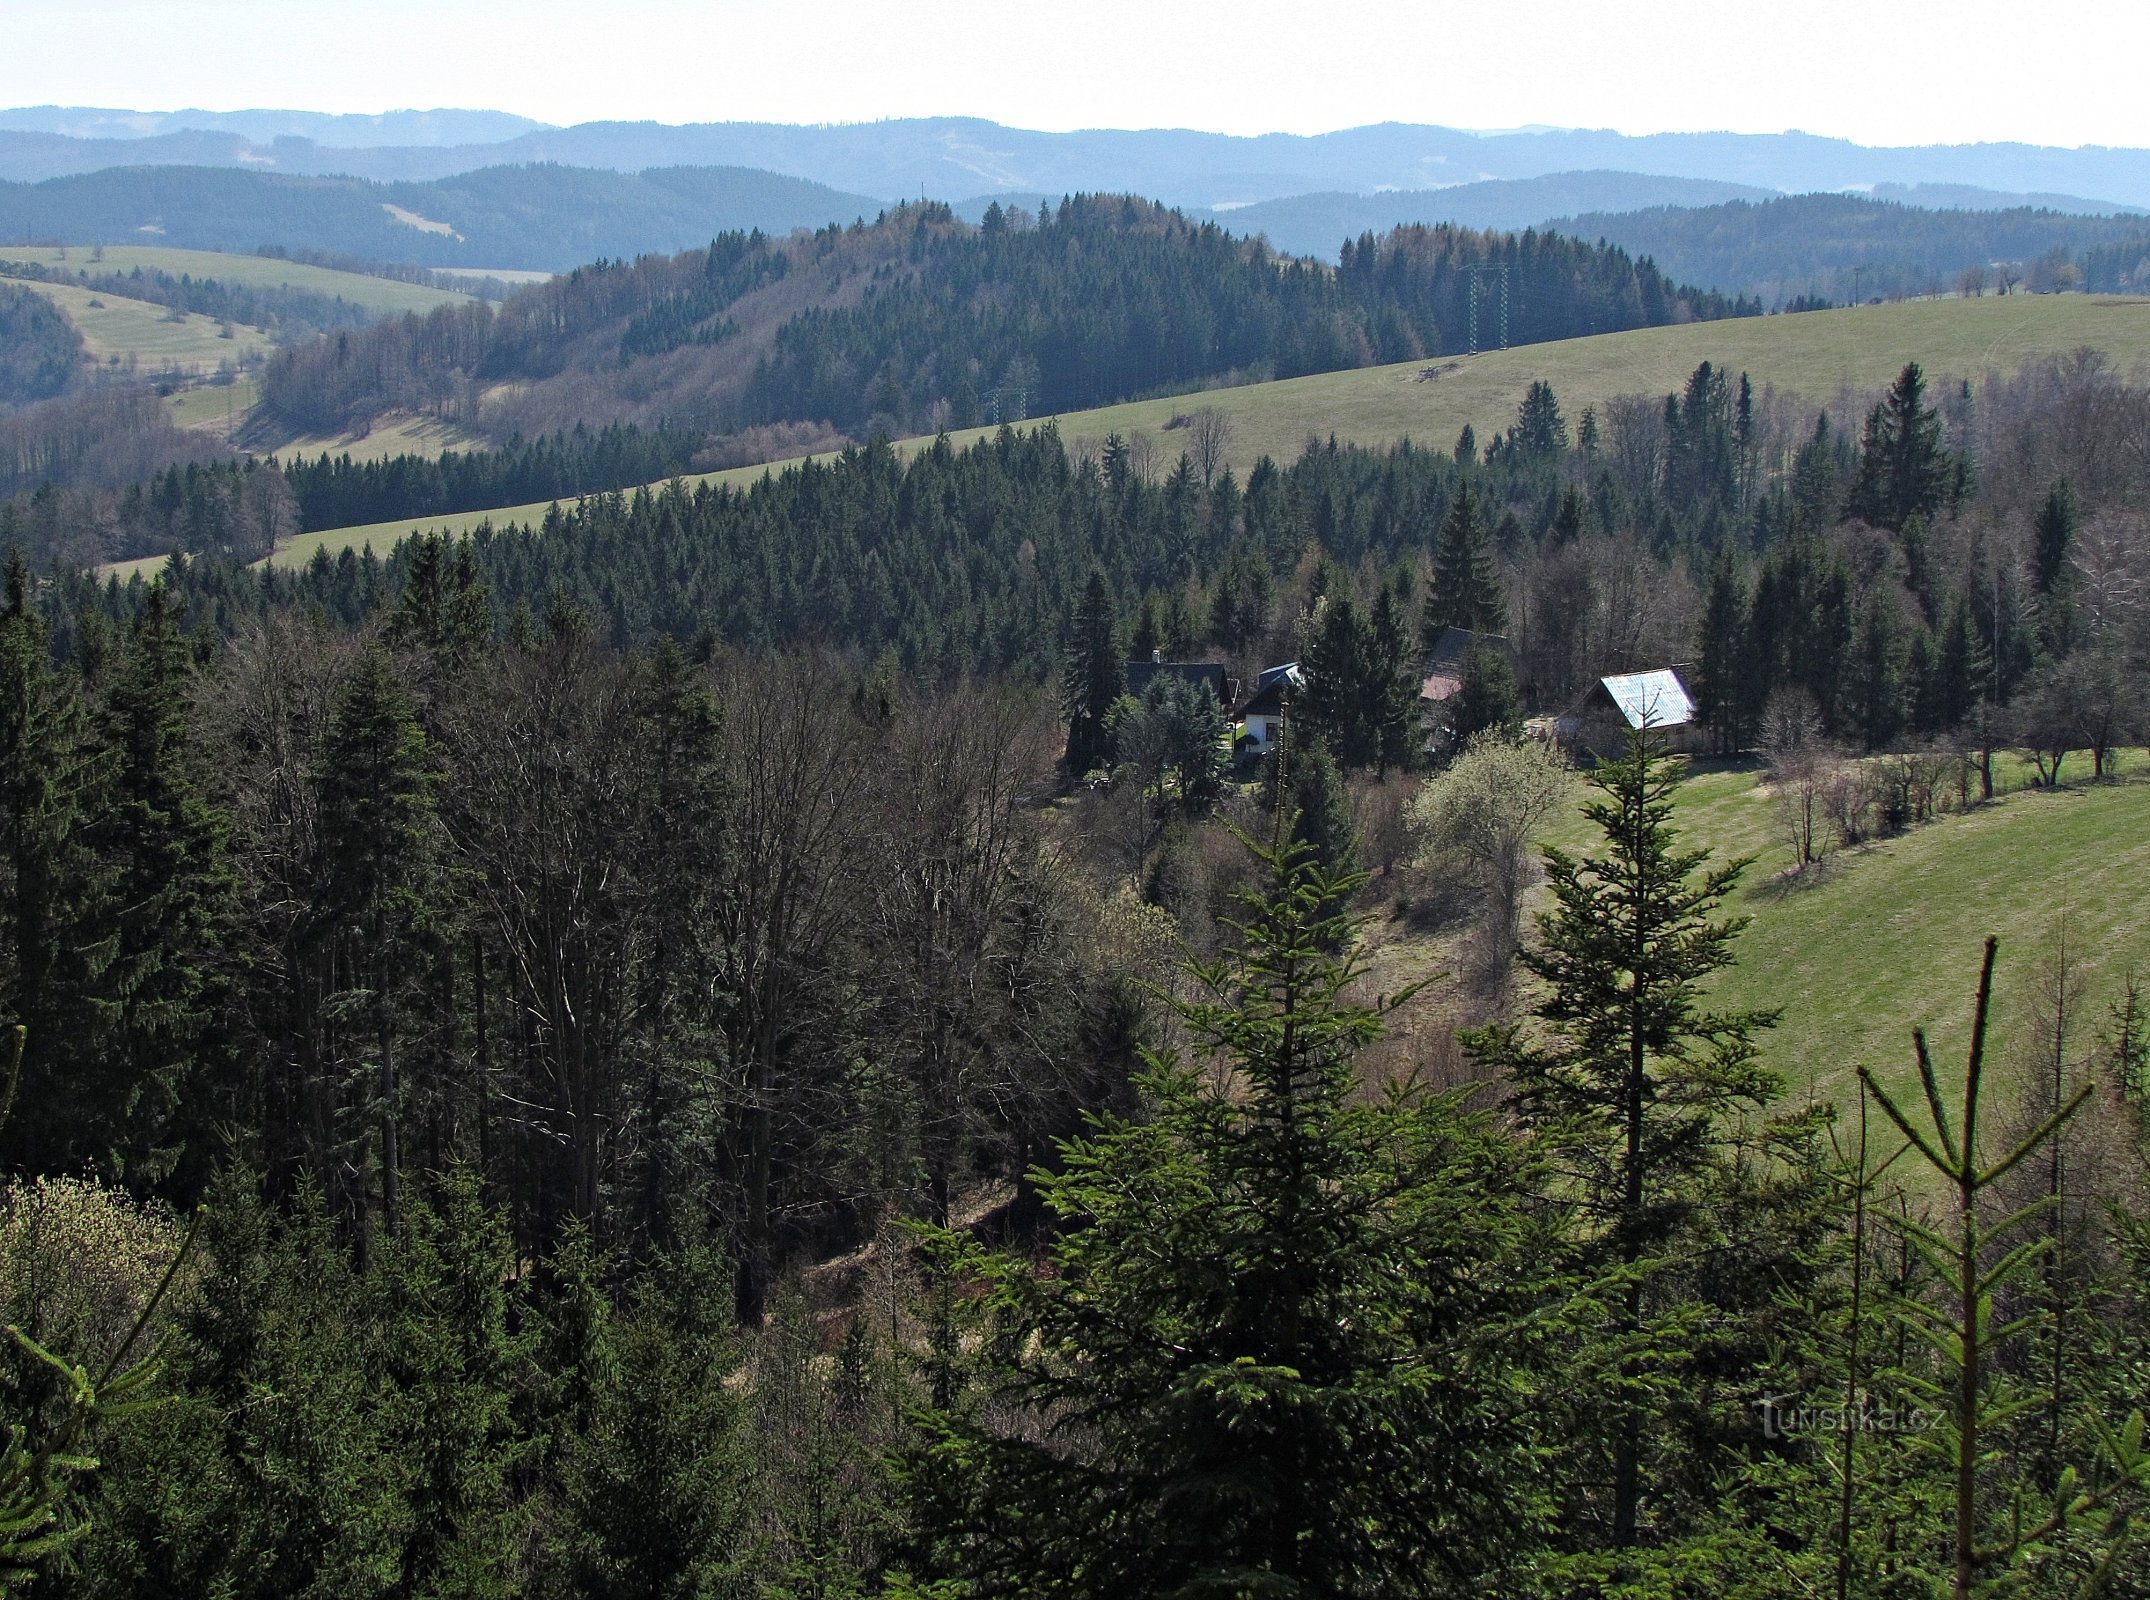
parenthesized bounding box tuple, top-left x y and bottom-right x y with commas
(8, 0, 2150, 148)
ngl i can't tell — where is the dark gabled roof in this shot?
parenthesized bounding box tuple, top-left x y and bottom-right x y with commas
(1425, 626, 1516, 673)
(1236, 662, 1302, 717)
(1126, 660, 1228, 701)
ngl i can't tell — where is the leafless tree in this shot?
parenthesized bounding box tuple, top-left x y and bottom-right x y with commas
(710, 650, 872, 1320)
(443, 635, 689, 1236)
(864, 680, 1066, 1224)
(1186, 406, 1236, 486)
(1601, 394, 1669, 504)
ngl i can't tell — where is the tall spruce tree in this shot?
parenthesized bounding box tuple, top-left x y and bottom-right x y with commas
(96, 582, 236, 1184)
(1300, 594, 1379, 771)
(1368, 579, 1421, 775)
(0, 554, 121, 1175)
(899, 833, 1553, 1597)
(1465, 727, 1780, 1552)
(2032, 478, 2082, 658)
(1060, 571, 1123, 777)
(1847, 361, 1947, 532)
(317, 645, 438, 1237)
(1424, 482, 1506, 639)
(1691, 546, 1749, 755)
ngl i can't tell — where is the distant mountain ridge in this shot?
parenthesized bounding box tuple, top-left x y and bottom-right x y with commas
(8, 111, 2150, 210)
(0, 164, 888, 271)
(0, 106, 550, 147)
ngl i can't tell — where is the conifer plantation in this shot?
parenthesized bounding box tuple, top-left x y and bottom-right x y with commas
(7, 314, 2150, 1599)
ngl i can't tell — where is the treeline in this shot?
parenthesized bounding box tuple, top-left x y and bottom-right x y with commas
(67, 345, 2150, 753)
(0, 257, 387, 338)
(1559, 190, 2150, 305)
(0, 388, 233, 550)
(0, 279, 82, 406)
(0, 453, 293, 566)
(280, 420, 703, 531)
(258, 200, 1753, 443)
(0, 423, 708, 569)
(256, 242, 528, 303)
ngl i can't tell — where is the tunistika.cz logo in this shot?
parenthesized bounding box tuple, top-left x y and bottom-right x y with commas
(1754, 1394, 1943, 1439)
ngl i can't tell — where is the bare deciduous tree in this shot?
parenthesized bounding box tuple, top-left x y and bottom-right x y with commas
(1186, 406, 1236, 486)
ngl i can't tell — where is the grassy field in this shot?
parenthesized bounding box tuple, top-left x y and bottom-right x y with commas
(1495, 753, 2150, 1122)
(270, 410, 491, 471)
(21, 279, 275, 374)
(0, 245, 473, 317)
(961, 293, 2150, 480)
(164, 376, 261, 438)
(268, 294, 2150, 570)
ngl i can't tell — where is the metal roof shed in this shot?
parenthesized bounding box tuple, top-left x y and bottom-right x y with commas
(1598, 669, 1695, 731)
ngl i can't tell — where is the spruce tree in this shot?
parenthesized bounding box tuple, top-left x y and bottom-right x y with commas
(1847, 362, 1947, 532)
(0, 557, 121, 1175)
(2033, 478, 2082, 658)
(1300, 593, 1378, 770)
(1445, 646, 1523, 749)
(1847, 593, 1907, 752)
(1691, 546, 1749, 755)
(1368, 579, 1420, 776)
(95, 583, 236, 1184)
(1465, 727, 1779, 1551)
(1424, 482, 1506, 640)
(1059, 571, 1123, 777)
(317, 645, 438, 1237)
(1514, 379, 1568, 458)
(899, 833, 1552, 1597)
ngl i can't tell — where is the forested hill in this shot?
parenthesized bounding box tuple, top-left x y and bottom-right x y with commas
(258, 197, 1755, 446)
(0, 162, 887, 271)
(1556, 191, 2150, 305)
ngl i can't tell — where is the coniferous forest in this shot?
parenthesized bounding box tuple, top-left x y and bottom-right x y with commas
(8, 320, 2150, 1600)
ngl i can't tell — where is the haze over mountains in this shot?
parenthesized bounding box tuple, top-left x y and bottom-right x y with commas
(8, 109, 2150, 212)
(6, 107, 2150, 302)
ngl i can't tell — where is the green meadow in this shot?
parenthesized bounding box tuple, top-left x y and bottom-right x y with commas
(273, 293, 2150, 568)
(0, 243, 473, 317)
(22, 279, 274, 373)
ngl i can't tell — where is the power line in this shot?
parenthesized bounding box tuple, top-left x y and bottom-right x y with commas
(1463, 264, 1510, 355)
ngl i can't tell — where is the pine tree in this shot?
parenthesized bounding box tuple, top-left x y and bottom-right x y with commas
(1465, 727, 1779, 1550)
(899, 833, 1552, 1597)
(1059, 571, 1123, 776)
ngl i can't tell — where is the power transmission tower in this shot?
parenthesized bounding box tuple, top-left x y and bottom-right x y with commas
(1464, 263, 1510, 355)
